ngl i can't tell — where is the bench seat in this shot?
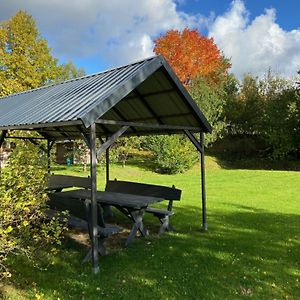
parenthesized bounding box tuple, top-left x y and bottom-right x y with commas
(105, 179, 181, 234)
(145, 207, 174, 217)
(46, 174, 122, 259)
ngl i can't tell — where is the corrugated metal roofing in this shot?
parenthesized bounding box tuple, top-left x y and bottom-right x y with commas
(0, 55, 212, 139)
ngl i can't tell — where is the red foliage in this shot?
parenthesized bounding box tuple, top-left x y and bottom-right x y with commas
(154, 28, 230, 88)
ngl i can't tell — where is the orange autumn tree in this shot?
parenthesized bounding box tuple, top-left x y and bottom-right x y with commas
(154, 28, 230, 88)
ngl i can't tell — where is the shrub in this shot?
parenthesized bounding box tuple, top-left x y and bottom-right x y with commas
(146, 135, 198, 174)
(0, 140, 66, 279)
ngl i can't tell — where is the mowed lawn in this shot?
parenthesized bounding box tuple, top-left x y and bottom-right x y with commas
(2, 156, 300, 299)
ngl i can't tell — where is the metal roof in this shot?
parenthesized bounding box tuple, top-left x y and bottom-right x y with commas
(0, 55, 212, 139)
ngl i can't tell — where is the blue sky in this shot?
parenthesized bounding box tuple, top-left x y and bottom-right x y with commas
(179, 0, 299, 31)
(0, 0, 299, 79)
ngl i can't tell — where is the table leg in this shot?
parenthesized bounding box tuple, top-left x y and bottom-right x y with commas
(125, 209, 148, 246)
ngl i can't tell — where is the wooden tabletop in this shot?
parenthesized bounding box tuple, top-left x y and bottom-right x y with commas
(51, 189, 162, 209)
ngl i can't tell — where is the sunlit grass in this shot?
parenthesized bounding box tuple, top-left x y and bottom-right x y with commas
(1, 156, 300, 299)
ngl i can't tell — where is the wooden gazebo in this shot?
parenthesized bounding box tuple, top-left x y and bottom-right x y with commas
(0, 55, 212, 273)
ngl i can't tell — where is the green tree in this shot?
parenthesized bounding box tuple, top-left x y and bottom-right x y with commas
(0, 11, 61, 96)
(225, 74, 264, 135)
(56, 61, 85, 82)
(261, 75, 300, 158)
(190, 77, 225, 145)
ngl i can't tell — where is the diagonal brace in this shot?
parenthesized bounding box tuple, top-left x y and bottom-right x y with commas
(77, 125, 91, 148)
(184, 129, 202, 153)
(96, 126, 129, 157)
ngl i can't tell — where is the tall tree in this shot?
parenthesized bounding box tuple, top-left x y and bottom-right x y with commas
(56, 61, 86, 82)
(154, 28, 230, 88)
(0, 11, 61, 97)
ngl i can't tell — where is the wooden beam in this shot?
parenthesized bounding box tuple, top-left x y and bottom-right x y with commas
(76, 125, 90, 148)
(0, 120, 83, 131)
(133, 89, 164, 125)
(90, 123, 99, 274)
(124, 88, 175, 100)
(96, 126, 129, 157)
(184, 129, 202, 154)
(95, 119, 200, 132)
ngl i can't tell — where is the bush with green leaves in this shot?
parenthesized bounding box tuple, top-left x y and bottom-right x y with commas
(0, 140, 66, 279)
(223, 73, 300, 159)
(146, 135, 198, 174)
(261, 78, 300, 158)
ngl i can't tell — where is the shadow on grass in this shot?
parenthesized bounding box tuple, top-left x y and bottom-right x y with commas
(211, 154, 300, 171)
(3, 204, 299, 299)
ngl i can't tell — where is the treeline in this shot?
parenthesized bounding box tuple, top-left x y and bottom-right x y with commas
(109, 71, 300, 174)
(195, 72, 300, 159)
(153, 28, 300, 169)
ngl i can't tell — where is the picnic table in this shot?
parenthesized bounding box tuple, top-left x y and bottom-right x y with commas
(50, 189, 163, 245)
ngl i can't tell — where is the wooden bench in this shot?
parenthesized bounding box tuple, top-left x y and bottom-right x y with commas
(105, 179, 182, 234)
(47, 174, 122, 261)
(47, 174, 91, 192)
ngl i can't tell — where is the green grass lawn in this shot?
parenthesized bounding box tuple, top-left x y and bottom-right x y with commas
(1, 156, 300, 299)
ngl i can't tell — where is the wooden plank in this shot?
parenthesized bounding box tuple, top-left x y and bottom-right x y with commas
(48, 174, 91, 190)
(145, 207, 174, 217)
(52, 189, 162, 209)
(184, 129, 202, 153)
(105, 180, 181, 200)
(95, 119, 201, 132)
(96, 126, 129, 157)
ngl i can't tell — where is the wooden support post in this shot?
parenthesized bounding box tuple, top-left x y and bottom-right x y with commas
(47, 140, 55, 174)
(47, 140, 51, 174)
(105, 136, 110, 184)
(200, 131, 207, 231)
(184, 129, 207, 231)
(90, 123, 99, 274)
(0, 130, 7, 183)
(0, 130, 7, 148)
(47, 139, 51, 174)
(103, 137, 114, 218)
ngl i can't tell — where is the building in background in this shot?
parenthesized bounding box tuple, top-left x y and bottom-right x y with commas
(55, 141, 75, 165)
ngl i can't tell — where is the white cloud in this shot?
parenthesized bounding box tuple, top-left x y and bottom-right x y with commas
(1, 0, 299, 78)
(208, 0, 300, 79)
(0, 0, 206, 67)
